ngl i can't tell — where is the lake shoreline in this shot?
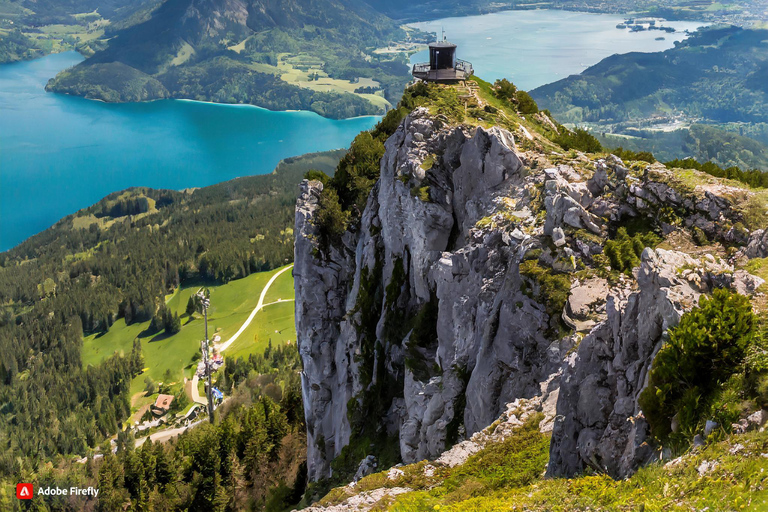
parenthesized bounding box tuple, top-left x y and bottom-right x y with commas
(1, 8, 706, 251)
(44, 88, 387, 121)
(0, 52, 380, 252)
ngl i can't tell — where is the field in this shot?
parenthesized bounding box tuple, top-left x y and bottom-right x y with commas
(226, 46, 392, 111)
(275, 53, 392, 110)
(227, 266, 296, 361)
(81, 265, 297, 407)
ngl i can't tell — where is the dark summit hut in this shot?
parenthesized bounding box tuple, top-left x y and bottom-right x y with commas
(412, 33, 473, 83)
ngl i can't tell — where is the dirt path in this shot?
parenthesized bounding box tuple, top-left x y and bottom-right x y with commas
(190, 374, 206, 405)
(130, 265, 293, 446)
(216, 264, 294, 353)
(135, 419, 204, 448)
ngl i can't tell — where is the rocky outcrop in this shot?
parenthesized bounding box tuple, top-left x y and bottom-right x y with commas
(295, 108, 567, 480)
(743, 229, 768, 258)
(295, 106, 766, 483)
(562, 277, 610, 332)
(548, 249, 762, 478)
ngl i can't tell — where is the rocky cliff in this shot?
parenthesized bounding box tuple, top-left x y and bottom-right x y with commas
(294, 95, 767, 484)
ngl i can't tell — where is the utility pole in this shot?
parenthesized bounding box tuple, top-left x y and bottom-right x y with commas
(197, 291, 215, 424)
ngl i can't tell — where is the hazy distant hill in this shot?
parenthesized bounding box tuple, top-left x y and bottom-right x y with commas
(531, 26, 768, 126)
(530, 25, 768, 169)
(363, 0, 506, 21)
(45, 0, 418, 118)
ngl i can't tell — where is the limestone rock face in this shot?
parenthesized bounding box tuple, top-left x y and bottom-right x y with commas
(563, 277, 610, 332)
(547, 248, 751, 478)
(295, 108, 562, 480)
(295, 107, 765, 483)
(295, 180, 361, 482)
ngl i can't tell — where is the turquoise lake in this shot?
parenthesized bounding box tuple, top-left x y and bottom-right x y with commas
(1, 10, 706, 251)
(0, 52, 380, 250)
(409, 10, 705, 91)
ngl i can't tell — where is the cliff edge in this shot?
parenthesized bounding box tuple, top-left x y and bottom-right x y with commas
(294, 80, 768, 491)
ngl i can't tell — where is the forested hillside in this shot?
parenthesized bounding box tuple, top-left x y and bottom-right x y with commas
(596, 123, 768, 172)
(4, 340, 308, 511)
(44, 0, 421, 118)
(0, 151, 340, 486)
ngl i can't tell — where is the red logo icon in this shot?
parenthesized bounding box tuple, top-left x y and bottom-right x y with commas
(16, 483, 33, 499)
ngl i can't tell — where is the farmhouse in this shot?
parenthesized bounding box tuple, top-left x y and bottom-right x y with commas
(151, 394, 174, 416)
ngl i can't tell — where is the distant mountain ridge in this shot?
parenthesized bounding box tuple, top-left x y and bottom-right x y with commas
(45, 0, 420, 118)
(530, 25, 768, 170)
(532, 26, 768, 126)
(85, 0, 396, 72)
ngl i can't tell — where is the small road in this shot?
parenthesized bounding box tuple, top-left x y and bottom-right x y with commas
(189, 374, 206, 405)
(132, 265, 294, 446)
(216, 264, 293, 353)
(135, 419, 204, 448)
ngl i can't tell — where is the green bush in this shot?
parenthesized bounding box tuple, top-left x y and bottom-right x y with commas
(519, 260, 571, 331)
(493, 78, 517, 101)
(410, 185, 431, 202)
(372, 107, 408, 139)
(554, 128, 603, 153)
(639, 289, 756, 445)
(332, 132, 386, 213)
(603, 227, 660, 273)
(315, 188, 350, 245)
(613, 147, 657, 164)
(305, 169, 331, 186)
(692, 226, 709, 246)
(515, 90, 539, 115)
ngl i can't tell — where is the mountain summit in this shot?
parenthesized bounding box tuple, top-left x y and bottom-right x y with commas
(292, 78, 768, 507)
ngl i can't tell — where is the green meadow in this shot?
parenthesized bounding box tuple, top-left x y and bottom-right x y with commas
(81, 265, 296, 402)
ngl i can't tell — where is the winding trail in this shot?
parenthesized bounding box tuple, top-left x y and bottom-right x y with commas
(135, 420, 204, 448)
(187, 264, 294, 406)
(216, 264, 294, 353)
(99, 265, 297, 451)
(190, 374, 205, 405)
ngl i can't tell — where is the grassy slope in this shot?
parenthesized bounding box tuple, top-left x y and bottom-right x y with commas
(226, 267, 296, 361)
(82, 264, 295, 401)
(317, 418, 768, 511)
(393, 432, 768, 511)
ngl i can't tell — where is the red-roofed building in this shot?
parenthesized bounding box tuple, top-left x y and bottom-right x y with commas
(151, 394, 174, 416)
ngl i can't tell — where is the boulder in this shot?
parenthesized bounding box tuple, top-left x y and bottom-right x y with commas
(354, 455, 378, 482)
